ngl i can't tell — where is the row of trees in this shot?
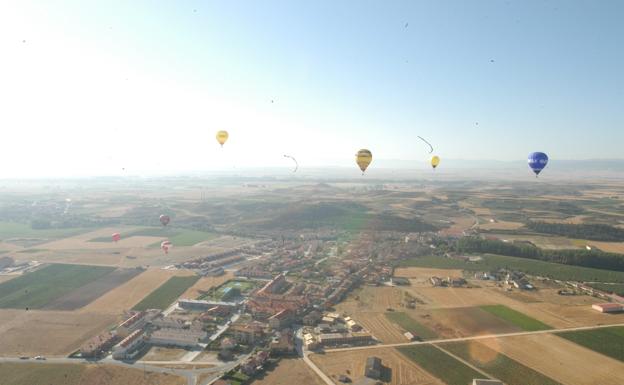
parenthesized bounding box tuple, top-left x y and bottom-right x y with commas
(456, 236, 624, 272)
(526, 221, 624, 242)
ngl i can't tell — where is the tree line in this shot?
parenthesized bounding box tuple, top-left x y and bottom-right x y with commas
(526, 221, 624, 242)
(455, 236, 624, 272)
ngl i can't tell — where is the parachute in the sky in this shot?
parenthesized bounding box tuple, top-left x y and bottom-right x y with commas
(283, 155, 298, 172)
(112, 233, 121, 242)
(430, 155, 440, 169)
(528, 152, 549, 176)
(159, 214, 170, 226)
(417, 136, 434, 154)
(161, 240, 172, 254)
(216, 130, 229, 147)
(355, 149, 373, 174)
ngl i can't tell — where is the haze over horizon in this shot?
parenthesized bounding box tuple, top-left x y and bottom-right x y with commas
(1, 1, 623, 178)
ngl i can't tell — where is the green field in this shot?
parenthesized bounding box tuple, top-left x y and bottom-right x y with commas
(133, 275, 200, 310)
(397, 345, 485, 385)
(0, 264, 115, 309)
(557, 326, 624, 362)
(442, 341, 562, 385)
(385, 312, 437, 340)
(0, 221, 89, 241)
(399, 254, 624, 283)
(200, 279, 257, 301)
(586, 282, 624, 296)
(90, 227, 217, 247)
(480, 305, 551, 331)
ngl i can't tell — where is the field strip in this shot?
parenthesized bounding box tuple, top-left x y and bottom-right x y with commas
(324, 322, 624, 353)
(432, 344, 495, 380)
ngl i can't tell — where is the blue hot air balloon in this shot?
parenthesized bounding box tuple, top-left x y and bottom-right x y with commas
(528, 152, 549, 176)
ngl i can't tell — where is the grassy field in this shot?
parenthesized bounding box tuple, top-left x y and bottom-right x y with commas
(399, 254, 624, 283)
(0, 264, 115, 309)
(586, 282, 624, 296)
(200, 279, 257, 301)
(91, 227, 217, 247)
(0, 222, 89, 241)
(480, 305, 551, 331)
(396, 345, 485, 385)
(442, 341, 563, 385)
(384, 312, 437, 340)
(133, 275, 200, 310)
(557, 326, 624, 362)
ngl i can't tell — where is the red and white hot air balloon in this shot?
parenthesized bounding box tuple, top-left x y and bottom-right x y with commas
(161, 240, 172, 254)
(112, 233, 121, 242)
(159, 214, 170, 226)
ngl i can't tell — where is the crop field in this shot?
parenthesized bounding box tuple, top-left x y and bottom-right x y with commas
(422, 306, 522, 338)
(250, 358, 325, 385)
(0, 264, 115, 309)
(311, 347, 444, 385)
(133, 275, 200, 310)
(477, 333, 624, 385)
(397, 344, 485, 385)
(42, 267, 143, 310)
(557, 326, 624, 362)
(353, 312, 410, 343)
(399, 254, 624, 283)
(90, 227, 217, 247)
(441, 341, 562, 385)
(0, 221, 90, 242)
(0, 362, 185, 385)
(0, 309, 117, 356)
(384, 312, 437, 339)
(480, 305, 552, 331)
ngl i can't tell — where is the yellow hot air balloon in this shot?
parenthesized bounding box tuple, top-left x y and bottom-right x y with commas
(430, 155, 440, 169)
(216, 130, 229, 147)
(355, 149, 373, 174)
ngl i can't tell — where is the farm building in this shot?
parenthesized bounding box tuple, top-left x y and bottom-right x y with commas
(592, 303, 624, 313)
(318, 332, 373, 347)
(364, 356, 381, 379)
(392, 277, 410, 286)
(472, 380, 503, 385)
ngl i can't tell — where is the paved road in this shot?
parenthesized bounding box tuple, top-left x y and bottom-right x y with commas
(295, 327, 335, 385)
(324, 322, 624, 353)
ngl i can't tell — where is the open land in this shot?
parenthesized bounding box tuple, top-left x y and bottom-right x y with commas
(133, 275, 200, 311)
(249, 358, 326, 385)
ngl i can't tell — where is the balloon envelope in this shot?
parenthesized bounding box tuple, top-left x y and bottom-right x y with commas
(159, 215, 170, 226)
(528, 152, 548, 175)
(430, 155, 440, 169)
(355, 149, 373, 173)
(216, 130, 229, 146)
(112, 233, 121, 242)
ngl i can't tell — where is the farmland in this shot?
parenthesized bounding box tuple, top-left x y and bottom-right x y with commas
(480, 305, 551, 331)
(90, 227, 217, 247)
(0, 221, 89, 242)
(133, 275, 200, 310)
(399, 254, 624, 283)
(397, 344, 485, 385)
(384, 312, 437, 339)
(0, 362, 185, 385)
(424, 306, 522, 338)
(557, 326, 624, 362)
(310, 347, 444, 385)
(0, 264, 115, 309)
(441, 341, 562, 385)
(249, 358, 325, 385)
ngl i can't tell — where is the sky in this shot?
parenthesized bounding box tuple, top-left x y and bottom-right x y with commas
(0, 0, 622, 177)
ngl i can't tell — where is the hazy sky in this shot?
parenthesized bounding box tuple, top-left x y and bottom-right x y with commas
(1, 1, 623, 177)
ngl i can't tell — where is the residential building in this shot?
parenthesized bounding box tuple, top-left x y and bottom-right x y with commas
(268, 308, 294, 330)
(112, 330, 145, 360)
(116, 311, 147, 338)
(230, 322, 266, 344)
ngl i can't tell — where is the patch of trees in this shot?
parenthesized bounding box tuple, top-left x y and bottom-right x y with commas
(526, 221, 624, 242)
(456, 236, 624, 272)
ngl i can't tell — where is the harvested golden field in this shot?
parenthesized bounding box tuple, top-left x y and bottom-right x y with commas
(250, 358, 325, 385)
(478, 220, 524, 231)
(438, 215, 475, 236)
(0, 309, 117, 356)
(310, 347, 444, 385)
(478, 334, 624, 385)
(0, 275, 16, 284)
(353, 312, 407, 343)
(585, 240, 624, 254)
(336, 286, 403, 314)
(0, 362, 185, 385)
(421, 307, 521, 339)
(405, 287, 495, 308)
(180, 271, 234, 299)
(82, 268, 193, 313)
(140, 346, 188, 361)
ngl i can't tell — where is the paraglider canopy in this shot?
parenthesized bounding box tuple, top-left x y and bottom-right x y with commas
(430, 155, 440, 169)
(112, 233, 121, 242)
(355, 149, 373, 174)
(528, 152, 549, 177)
(159, 215, 170, 226)
(283, 155, 298, 173)
(216, 130, 229, 147)
(161, 240, 172, 254)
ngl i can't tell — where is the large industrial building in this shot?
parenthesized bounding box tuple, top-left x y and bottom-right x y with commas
(149, 328, 207, 348)
(592, 303, 624, 313)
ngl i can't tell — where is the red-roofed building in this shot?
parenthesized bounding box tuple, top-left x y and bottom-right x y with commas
(112, 329, 145, 360)
(592, 303, 624, 313)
